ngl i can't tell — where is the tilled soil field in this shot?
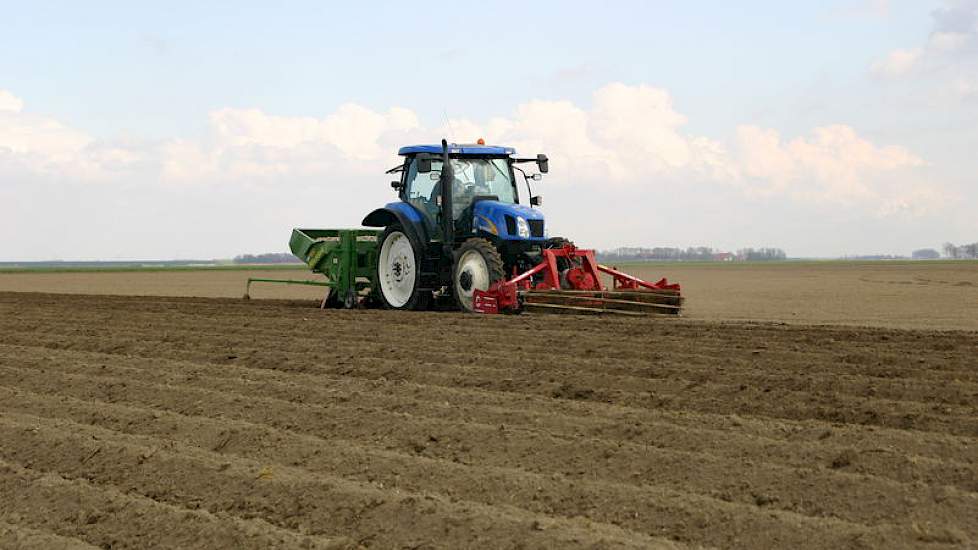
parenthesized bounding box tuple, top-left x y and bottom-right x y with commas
(1, 291, 976, 549)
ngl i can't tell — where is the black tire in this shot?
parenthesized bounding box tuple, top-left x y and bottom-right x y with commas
(343, 289, 357, 309)
(321, 288, 343, 309)
(375, 224, 430, 311)
(452, 238, 505, 313)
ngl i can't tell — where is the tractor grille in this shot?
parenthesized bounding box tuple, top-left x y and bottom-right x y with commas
(503, 215, 544, 238)
(504, 215, 517, 235)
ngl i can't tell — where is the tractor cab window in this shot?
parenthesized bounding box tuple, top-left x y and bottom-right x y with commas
(404, 160, 440, 222)
(404, 157, 516, 221)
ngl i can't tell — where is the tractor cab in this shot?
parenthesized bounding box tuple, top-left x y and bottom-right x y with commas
(392, 144, 548, 244)
(405, 156, 514, 224)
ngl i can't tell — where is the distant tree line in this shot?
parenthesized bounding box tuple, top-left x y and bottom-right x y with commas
(943, 242, 978, 259)
(597, 246, 787, 262)
(601, 247, 716, 261)
(738, 248, 788, 261)
(911, 249, 940, 260)
(846, 254, 908, 260)
(232, 253, 301, 264)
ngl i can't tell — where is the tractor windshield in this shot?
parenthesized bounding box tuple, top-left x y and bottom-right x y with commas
(404, 157, 516, 221)
(445, 158, 516, 204)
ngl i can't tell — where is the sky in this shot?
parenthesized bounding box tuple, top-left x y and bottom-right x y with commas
(2, 0, 977, 260)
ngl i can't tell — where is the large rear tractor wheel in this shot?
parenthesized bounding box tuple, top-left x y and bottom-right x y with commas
(453, 238, 505, 313)
(376, 224, 430, 311)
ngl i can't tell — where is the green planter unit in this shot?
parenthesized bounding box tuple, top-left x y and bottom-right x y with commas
(244, 228, 381, 307)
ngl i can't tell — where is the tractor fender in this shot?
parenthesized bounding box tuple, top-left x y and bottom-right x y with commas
(361, 203, 429, 250)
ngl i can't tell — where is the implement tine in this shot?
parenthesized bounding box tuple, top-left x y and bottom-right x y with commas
(522, 290, 682, 316)
(522, 302, 645, 316)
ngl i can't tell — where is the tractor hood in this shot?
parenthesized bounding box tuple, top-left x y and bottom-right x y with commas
(472, 200, 546, 242)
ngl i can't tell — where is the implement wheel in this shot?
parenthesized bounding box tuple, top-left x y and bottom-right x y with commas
(376, 224, 430, 311)
(453, 238, 505, 313)
(321, 288, 342, 309)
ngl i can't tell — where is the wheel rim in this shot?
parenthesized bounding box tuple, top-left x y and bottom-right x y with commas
(378, 231, 415, 308)
(455, 249, 490, 311)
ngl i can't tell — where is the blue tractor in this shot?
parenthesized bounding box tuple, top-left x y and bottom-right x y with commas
(279, 139, 680, 314)
(362, 139, 556, 312)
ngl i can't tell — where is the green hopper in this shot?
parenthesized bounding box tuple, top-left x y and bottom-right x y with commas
(243, 228, 380, 308)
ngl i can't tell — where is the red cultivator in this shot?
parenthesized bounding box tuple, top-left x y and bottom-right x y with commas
(473, 244, 683, 316)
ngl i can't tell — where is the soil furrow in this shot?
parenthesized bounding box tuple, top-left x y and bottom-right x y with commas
(3, 340, 974, 466)
(0, 521, 100, 550)
(4, 311, 976, 387)
(3, 344, 976, 492)
(0, 412, 682, 550)
(5, 325, 977, 410)
(2, 385, 928, 550)
(3, 290, 976, 549)
(3, 365, 976, 536)
(3, 295, 977, 381)
(3, 328, 976, 438)
(0, 459, 352, 549)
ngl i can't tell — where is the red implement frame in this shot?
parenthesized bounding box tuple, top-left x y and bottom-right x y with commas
(473, 244, 682, 315)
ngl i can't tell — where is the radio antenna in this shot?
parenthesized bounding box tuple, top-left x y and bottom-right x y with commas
(443, 108, 457, 142)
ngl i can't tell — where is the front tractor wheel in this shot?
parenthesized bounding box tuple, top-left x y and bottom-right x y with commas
(376, 225, 429, 311)
(453, 238, 505, 313)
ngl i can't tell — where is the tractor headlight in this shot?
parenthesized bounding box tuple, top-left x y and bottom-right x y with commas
(516, 216, 530, 239)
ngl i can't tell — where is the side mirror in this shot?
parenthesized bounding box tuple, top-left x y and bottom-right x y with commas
(416, 155, 432, 173)
(536, 154, 549, 173)
(530, 195, 543, 206)
(391, 180, 402, 190)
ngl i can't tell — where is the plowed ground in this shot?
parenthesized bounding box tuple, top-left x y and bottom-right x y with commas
(1, 291, 976, 549)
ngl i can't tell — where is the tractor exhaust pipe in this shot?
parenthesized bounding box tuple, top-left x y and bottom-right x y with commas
(439, 139, 454, 254)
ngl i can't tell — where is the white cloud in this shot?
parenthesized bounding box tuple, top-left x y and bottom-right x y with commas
(589, 83, 692, 170)
(876, 186, 948, 218)
(1, 83, 961, 260)
(439, 84, 730, 184)
(0, 90, 24, 113)
(735, 124, 929, 207)
(0, 84, 941, 222)
(0, 90, 90, 160)
(440, 85, 931, 214)
(161, 103, 422, 183)
(930, 31, 970, 52)
(0, 112, 90, 157)
(0, 102, 146, 182)
(872, 1, 978, 92)
(0, 89, 151, 183)
(871, 48, 923, 77)
(206, 103, 419, 159)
